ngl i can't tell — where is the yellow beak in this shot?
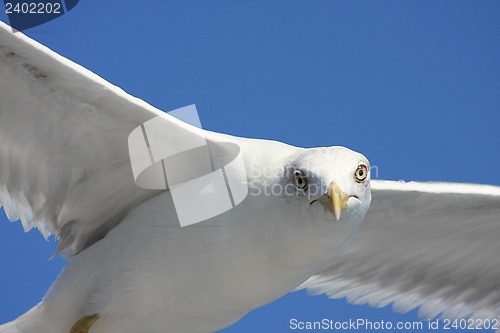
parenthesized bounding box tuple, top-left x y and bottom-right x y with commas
(325, 182, 350, 220)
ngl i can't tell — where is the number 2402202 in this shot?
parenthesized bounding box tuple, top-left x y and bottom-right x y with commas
(5, 2, 62, 14)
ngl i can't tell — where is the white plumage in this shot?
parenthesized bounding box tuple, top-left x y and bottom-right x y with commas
(1, 21, 500, 333)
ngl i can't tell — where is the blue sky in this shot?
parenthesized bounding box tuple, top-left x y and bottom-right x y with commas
(1, 1, 499, 332)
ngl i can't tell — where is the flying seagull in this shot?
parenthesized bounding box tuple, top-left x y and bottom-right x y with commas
(1, 21, 500, 333)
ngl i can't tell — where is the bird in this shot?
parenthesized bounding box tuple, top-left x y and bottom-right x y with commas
(1, 21, 500, 333)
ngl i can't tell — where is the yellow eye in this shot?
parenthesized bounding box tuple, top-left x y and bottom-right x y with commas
(292, 170, 308, 190)
(354, 164, 368, 182)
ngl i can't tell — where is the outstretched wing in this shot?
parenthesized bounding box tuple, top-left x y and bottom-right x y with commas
(301, 180, 500, 321)
(0, 22, 200, 257)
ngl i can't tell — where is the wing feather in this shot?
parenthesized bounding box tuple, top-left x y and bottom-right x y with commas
(301, 180, 500, 321)
(0, 22, 199, 257)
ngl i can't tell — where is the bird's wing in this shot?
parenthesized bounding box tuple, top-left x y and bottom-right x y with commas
(0, 22, 203, 257)
(300, 180, 500, 321)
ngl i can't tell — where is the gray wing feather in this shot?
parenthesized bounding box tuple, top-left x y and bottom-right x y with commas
(0, 22, 193, 257)
(301, 180, 500, 321)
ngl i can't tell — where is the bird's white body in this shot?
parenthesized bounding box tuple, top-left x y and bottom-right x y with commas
(12, 143, 368, 333)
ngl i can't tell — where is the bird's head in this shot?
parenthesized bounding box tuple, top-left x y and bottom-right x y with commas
(261, 146, 373, 268)
(285, 146, 372, 268)
(284, 146, 372, 225)
(240, 144, 372, 273)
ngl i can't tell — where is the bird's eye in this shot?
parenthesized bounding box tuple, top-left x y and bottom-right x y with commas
(292, 170, 308, 190)
(354, 164, 369, 182)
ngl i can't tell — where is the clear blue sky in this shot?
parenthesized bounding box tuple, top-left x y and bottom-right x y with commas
(1, 1, 499, 332)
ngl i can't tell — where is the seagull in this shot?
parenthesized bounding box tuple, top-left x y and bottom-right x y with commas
(1, 21, 500, 333)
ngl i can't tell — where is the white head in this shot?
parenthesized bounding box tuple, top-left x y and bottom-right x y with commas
(284, 146, 372, 225)
(243, 145, 372, 271)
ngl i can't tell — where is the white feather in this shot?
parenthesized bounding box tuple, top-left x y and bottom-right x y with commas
(300, 180, 500, 322)
(0, 21, 200, 256)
